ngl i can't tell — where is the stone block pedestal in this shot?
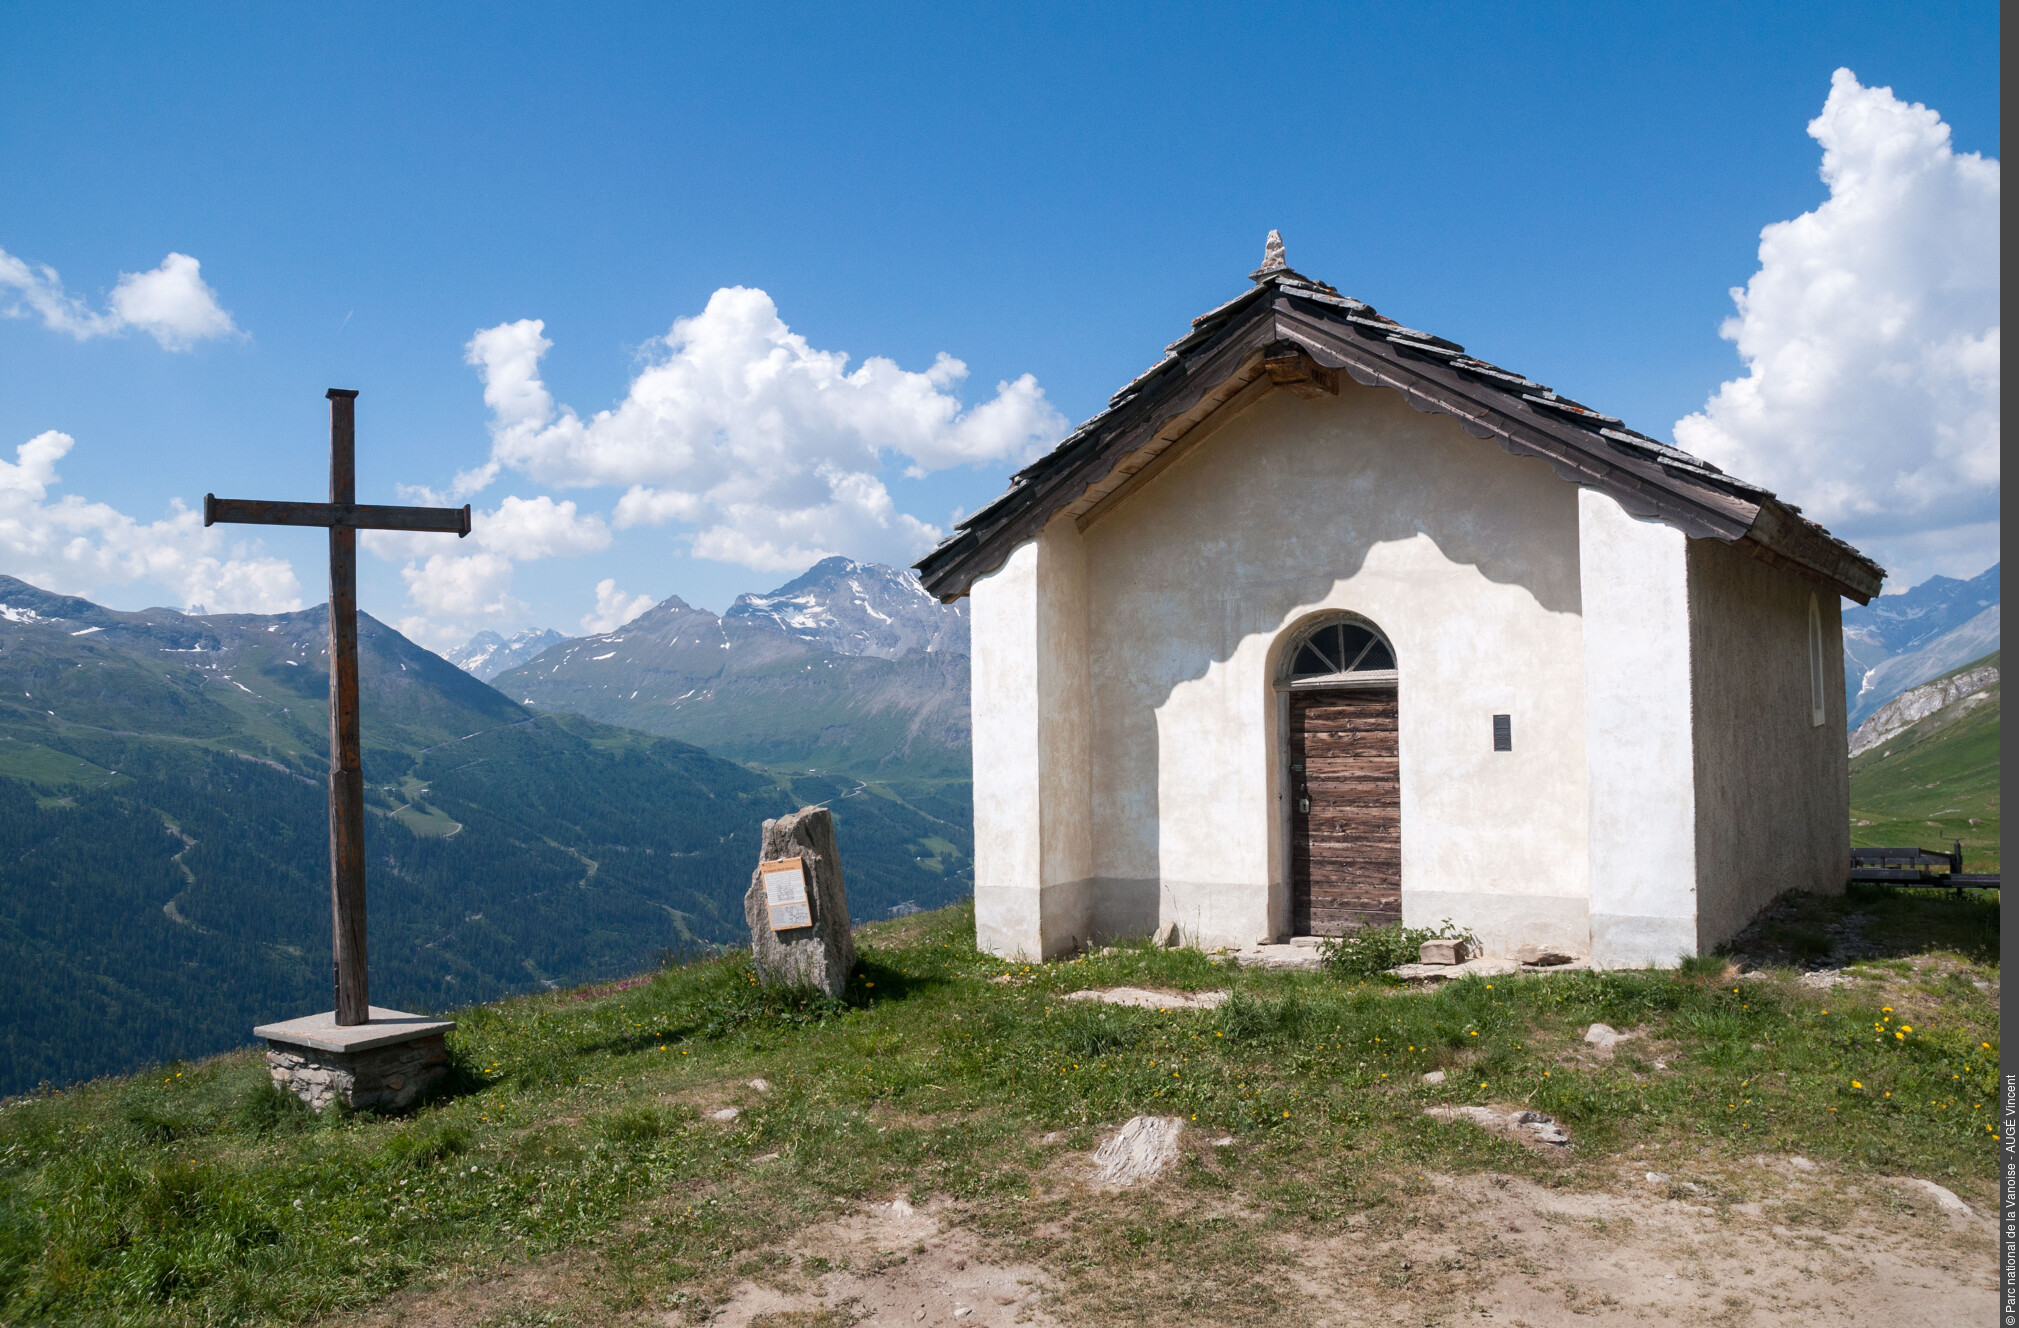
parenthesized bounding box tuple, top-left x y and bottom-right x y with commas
(254, 1006, 457, 1112)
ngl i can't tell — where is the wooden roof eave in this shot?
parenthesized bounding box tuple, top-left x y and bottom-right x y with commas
(1268, 303, 1760, 544)
(1271, 303, 1883, 601)
(1739, 500, 1886, 605)
(916, 309, 1284, 599)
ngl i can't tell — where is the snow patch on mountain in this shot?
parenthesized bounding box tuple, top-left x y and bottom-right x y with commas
(1843, 564, 2000, 728)
(1849, 661, 1999, 758)
(446, 627, 566, 681)
(724, 557, 967, 659)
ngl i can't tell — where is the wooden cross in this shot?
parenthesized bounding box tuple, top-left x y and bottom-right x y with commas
(206, 389, 472, 1026)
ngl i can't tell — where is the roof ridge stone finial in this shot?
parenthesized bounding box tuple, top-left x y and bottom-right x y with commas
(1253, 229, 1287, 280)
(1247, 228, 1336, 292)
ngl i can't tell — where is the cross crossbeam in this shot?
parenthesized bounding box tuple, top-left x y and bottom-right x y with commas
(205, 389, 472, 1025)
(205, 497, 471, 536)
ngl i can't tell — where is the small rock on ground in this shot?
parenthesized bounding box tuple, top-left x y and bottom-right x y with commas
(1228, 943, 1325, 972)
(1092, 1115, 1185, 1185)
(1389, 956, 1522, 981)
(1799, 969, 1856, 989)
(709, 1107, 741, 1122)
(1422, 1070, 1446, 1084)
(1512, 944, 1580, 966)
(748, 1078, 771, 1093)
(1063, 986, 1228, 1011)
(1424, 1105, 1569, 1147)
(1584, 1023, 1628, 1049)
(1893, 1177, 1972, 1214)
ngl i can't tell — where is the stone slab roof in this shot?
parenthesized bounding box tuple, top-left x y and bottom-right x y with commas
(916, 250, 1884, 605)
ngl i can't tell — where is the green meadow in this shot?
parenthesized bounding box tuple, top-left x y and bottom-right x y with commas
(1850, 651, 2000, 872)
(0, 891, 1996, 1326)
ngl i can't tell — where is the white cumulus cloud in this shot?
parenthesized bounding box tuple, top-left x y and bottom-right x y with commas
(1673, 69, 1999, 586)
(0, 248, 240, 350)
(580, 578, 656, 634)
(0, 430, 300, 612)
(364, 494, 611, 648)
(462, 287, 1066, 572)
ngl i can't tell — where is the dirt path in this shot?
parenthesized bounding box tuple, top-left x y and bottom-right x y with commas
(345, 1153, 1991, 1327)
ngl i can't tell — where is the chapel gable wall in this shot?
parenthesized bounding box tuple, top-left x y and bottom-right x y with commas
(1074, 377, 1591, 953)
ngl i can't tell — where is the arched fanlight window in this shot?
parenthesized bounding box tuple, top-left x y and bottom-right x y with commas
(1286, 618, 1395, 685)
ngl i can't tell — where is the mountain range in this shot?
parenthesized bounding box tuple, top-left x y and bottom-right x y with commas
(724, 556, 969, 659)
(445, 628, 567, 682)
(490, 558, 972, 780)
(1843, 563, 2000, 727)
(0, 575, 970, 1094)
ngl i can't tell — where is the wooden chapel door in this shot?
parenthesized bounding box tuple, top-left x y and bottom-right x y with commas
(1289, 688, 1401, 934)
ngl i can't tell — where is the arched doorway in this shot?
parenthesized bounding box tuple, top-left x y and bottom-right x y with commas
(1282, 618, 1400, 935)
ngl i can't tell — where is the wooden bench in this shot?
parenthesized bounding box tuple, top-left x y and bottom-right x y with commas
(1850, 842, 2000, 891)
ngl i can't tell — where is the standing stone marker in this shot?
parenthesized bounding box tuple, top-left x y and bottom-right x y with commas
(745, 806, 854, 997)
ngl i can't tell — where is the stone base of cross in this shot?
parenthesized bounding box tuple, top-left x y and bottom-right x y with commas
(211, 389, 469, 1108)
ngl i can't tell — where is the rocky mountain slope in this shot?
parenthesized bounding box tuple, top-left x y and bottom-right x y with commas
(1843, 564, 2000, 727)
(723, 556, 968, 658)
(0, 576, 970, 1094)
(493, 566, 971, 781)
(445, 627, 566, 681)
(1849, 656, 1999, 758)
(1848, 650, 1999, 872)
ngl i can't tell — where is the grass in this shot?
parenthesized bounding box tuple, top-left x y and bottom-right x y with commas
(1849, 652, 1999, 872)
(0, 893, 1998, 1326)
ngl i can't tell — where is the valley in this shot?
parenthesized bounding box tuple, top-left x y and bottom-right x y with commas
(0, 573, 971, 1095)
(1848, 649, 2000, 872)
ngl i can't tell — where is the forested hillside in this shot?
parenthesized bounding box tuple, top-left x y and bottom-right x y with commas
(0, 578, 972, 1095)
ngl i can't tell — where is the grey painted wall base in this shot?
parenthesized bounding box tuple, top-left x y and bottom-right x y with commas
(1591, 913, 1699, 969)
(1403, 890, 1590, 957)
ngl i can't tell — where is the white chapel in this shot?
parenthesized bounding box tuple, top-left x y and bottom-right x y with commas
(916, 235, 1884, 969)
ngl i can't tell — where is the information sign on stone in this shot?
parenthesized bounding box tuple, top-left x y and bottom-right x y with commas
(761, 857, 813, 930)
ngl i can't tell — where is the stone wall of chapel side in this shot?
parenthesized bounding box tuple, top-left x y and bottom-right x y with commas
(1687, 538, 1849, 950)
(1579, 489, 1699, 967)
(1074, 381, 1591, 956)
(969, 523, 1094, 960)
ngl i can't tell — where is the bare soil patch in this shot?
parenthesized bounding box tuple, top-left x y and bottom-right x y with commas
(693, 1198, 1057, 1328)
(341, 1161, 1992, 1328)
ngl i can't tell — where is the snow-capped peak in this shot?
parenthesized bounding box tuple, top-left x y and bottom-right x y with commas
(724, 557, 967, 659)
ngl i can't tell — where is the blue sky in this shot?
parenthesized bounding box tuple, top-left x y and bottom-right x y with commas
(0, 3, 1999, 647)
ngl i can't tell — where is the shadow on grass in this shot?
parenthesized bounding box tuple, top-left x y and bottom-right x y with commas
(1723, 882, 1999, 968)
(842, 953, 952, 1009)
